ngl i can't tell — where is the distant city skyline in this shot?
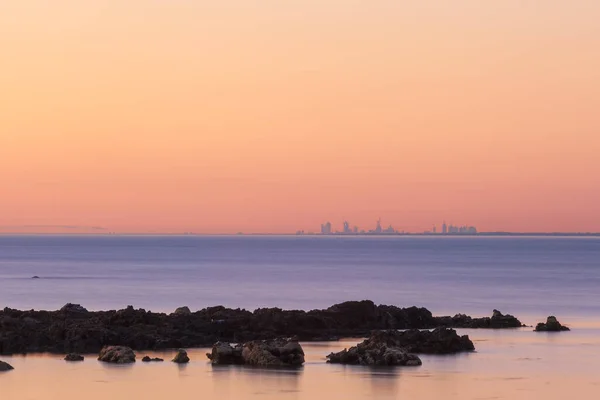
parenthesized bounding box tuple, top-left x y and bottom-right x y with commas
(312, 219, 477, 236)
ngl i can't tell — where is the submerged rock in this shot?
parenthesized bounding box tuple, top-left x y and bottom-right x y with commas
(142, 356, 164, 362)
(207, 337, 305, 367)
(98, 346, 136, 363)
(172, 349, 190, 364)
(64, 353, 84, 361)
(0, 360, 14, 371)
(535, 316, 570, 332)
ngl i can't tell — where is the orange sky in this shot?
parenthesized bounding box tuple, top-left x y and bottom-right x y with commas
(1, 1, 599, 234)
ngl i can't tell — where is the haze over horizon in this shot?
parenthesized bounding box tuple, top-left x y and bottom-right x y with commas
(2, 1, 599, 234)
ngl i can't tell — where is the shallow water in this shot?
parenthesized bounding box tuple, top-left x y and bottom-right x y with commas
(2, 328, 600, 400)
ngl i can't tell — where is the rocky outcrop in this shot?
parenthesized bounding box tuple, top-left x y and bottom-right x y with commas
(60, 303, 89, 314)
(98, 346, 136, 363)
(172, 349, 189, 363)
(207, 342, 244, 365)
(327, 331, 422, 366)
(64, 353, 84, 361)
(0, 301, 520, 355)
(207, 337, 305, 367)
(173, 307, 191, 316)
(328, 328, 473, 365)
(0, 360, 14, 371)
(142, 356, 164, 362)
(535, 316, 570, 332)
(435, 309, 524, 328)
(387, 328, 475, 354)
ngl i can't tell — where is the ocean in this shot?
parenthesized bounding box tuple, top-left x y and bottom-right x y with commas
(1, 235, 600, 399)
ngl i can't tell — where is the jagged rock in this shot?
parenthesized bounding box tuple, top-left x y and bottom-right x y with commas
(142, 356, 164, 362)
(206, 342, 244, 365)
(242, 337, 305, 367)
(64, 353, 84, 361)
(173, 307, 191, 315)
(60, 303, 88, 314)
(436, 309, 523, 328)
(0, 301, 508, 356)
(98, 346, 136, 363)
(327, 329, 472, 365)
(535, 316, 570, 332)
(391, 328, 475, 354)
(0, 360, 14, 371)
(208, 337, 305, 367)
(327, 331, 422, 366)
(172, 349, 189, 364)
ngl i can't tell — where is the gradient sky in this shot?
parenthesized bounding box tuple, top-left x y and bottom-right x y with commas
(1, 1, 599, 233)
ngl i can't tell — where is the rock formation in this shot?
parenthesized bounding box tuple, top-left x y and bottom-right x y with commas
(173, 307, 191, 316)
(534, 316, 570, 332)
(64, 353, 84, 361)
(172, 349, 189, 363)
(207, 337, 305, 367)
(327, 328, 473, 366)
(435, 309, 524, 328)
(0, 301, 520, 355)
(142, 356, 164, 362)
(98, 346, 136, 363)
(0, 360, 14, 371)
(327, 331, 422, 366)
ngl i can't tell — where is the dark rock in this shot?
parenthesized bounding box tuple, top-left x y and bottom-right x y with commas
(208, 337, 305, 367)
(0, 360, 14, 371)
(435, 309, 523, 329)
(173, 307, 191, 315)
(31, 276, 40, 279)
(0, 301, 508, 356)
(393, 328, 475, 354)
(206, 342, 244, 365)
(535, 316, 570, 332)
(98, 346, 136, 363)
(64, 353, 84, 361)
(172, 349, 189, 364)
(326, 331, 422, 366)
(328, 328, 474, 363)
(60, 303, 88, 314)
(142, 356, 164, 362)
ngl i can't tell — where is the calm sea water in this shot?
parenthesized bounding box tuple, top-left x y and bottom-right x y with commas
(2, 235, 600, 400)
(1, 235, 599, 322)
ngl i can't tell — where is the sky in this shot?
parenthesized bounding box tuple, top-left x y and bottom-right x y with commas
(1, 1, 599, 234)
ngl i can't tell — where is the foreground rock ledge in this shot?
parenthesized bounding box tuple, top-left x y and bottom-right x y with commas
(207, 337, 305, 367)
(535, 316, 570, 332)
(327, 328, 474, 366)
(0, 300, 522, 355)
(0, 360, 14, 371)
(98, 346, 136, 363)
